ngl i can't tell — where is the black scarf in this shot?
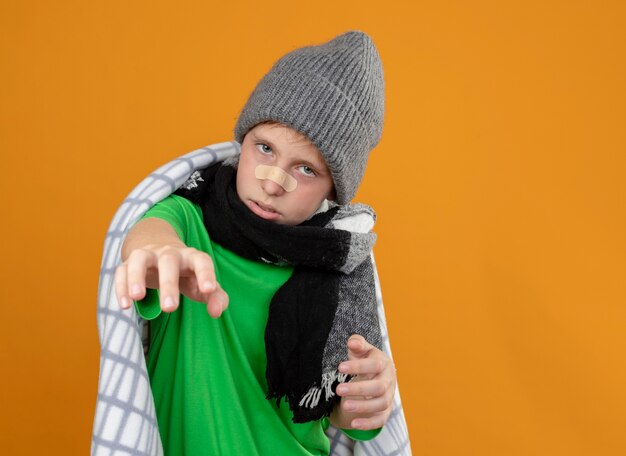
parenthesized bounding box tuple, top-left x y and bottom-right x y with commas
(175, 163, 382, 422)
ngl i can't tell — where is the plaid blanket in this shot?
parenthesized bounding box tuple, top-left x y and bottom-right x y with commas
(91, 141, 412, 455)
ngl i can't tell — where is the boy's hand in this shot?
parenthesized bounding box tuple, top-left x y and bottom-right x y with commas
(115, 244, 229, 318)
(330, 334, 397, 431)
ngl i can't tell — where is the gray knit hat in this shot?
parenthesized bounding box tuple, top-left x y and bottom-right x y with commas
(234, 31, 385, 204)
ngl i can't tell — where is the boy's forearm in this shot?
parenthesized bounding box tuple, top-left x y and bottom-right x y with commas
(121, 217, 186, 261)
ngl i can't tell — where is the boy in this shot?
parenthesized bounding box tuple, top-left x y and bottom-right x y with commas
(115, 31, 396, 455)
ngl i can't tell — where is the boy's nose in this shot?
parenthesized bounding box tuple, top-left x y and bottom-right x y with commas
(261, 177, 286, 196)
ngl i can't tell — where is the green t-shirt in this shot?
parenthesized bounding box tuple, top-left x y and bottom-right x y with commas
(136, 195, 379, 455)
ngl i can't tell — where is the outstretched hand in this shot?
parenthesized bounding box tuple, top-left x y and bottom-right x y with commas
(115, 241, 229, 318)
(330, 334, 397, 431)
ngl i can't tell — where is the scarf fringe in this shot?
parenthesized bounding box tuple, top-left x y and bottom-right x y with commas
(299, 371, 350, 409)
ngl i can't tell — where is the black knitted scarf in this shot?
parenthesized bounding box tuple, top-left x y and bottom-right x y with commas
(175, 163, 382, 423)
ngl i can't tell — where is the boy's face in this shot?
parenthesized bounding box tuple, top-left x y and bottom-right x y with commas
(236, 123, 335, 226)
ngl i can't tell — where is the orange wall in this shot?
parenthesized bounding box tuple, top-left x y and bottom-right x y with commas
(1, 1, 625, 454)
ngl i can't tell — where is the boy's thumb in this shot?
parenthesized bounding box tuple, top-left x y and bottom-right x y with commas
(347, 334, 369, 359)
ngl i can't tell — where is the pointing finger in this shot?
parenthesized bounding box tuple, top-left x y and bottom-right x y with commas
(114, 263, 131, 309)
(157, 248, 182, 312)
(339, 357, 387, 377)
(188, 249, 216, 293)
(336, 377, 392, 398)
(206, 283, 229, 319)
(341, 395, 391, 415)
(126, 248, 158, 300)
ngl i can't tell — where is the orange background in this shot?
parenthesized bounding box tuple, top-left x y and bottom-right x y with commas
(1, 1, 625, 454)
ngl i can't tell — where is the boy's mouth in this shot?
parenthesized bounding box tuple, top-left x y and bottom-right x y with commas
(248, 200, 281, 221)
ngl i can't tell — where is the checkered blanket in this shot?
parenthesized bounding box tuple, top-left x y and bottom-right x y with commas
(91, 141, 411, 455)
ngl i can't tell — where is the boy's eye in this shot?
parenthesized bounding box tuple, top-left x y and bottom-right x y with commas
(299, 165, 316, 177)
(256, 144, 272, 154)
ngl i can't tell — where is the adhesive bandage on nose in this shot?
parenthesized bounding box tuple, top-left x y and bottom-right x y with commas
(254, 164, 297, 192)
